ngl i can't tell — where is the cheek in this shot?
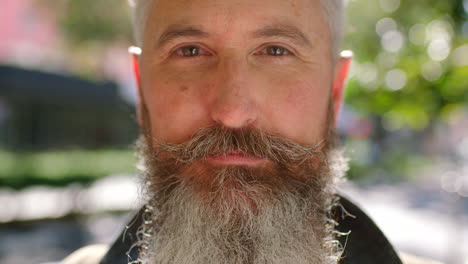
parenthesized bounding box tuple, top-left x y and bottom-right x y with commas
(142, 76, 208, 143)
(285, 80, 329, 113)
(264, 75, 331, 145)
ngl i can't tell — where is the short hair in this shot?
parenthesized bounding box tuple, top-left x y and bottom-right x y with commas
(128, 0, 344, 60)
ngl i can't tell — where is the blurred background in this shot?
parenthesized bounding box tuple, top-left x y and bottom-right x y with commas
(0, 0, 467, 263)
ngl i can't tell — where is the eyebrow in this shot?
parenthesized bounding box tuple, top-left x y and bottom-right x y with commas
(156, 22, 313, 49)
(249, 23, 313, 48)
(157, 24, 210, 48)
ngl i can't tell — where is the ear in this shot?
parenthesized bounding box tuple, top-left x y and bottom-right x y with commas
(131, 51, 144, 127)
(332, 51, 352, 122)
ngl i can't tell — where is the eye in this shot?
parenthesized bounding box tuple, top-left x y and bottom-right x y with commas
(257, 45, 293, 56)
(173, 45, 210, 57)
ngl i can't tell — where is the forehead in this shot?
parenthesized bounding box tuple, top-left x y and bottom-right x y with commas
(145, 0, 328, 44)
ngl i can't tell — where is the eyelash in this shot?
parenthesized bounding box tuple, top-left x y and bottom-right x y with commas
(173, 45, 211, 57)
(255, 46, 293, 56)
(171, 45, 294, 58)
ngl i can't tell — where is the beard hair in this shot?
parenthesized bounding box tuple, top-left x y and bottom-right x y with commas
(132, 107, 348, 264)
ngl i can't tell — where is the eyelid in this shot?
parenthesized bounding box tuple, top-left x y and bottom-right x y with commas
(254, 43, 296, 56)
(170, 43, 213, 57)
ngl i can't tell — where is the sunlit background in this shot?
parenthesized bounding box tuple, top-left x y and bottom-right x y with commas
(0, 0, 467, 263)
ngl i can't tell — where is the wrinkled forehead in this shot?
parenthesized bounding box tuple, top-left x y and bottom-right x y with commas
(143, 0, 329, 47)
(149, 0, 323, 21)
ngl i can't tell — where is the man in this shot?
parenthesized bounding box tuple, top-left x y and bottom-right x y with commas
(61, 0, 438, 263)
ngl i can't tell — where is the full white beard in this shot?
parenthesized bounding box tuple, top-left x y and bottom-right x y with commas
(136, 167, 342, 264)
(133, 121, 347, 264)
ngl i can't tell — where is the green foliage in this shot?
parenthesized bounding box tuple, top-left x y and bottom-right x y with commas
(344, 0, 467, 131)
(340, 0, 468, 182)
(0, 150, 136, 190)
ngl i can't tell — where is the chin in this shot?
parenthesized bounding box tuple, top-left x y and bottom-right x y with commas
(174, 162, 280, 213)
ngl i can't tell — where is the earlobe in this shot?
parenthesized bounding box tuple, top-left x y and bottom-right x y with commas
(131, 53, 144, 126)
(332, 51, 352, 122)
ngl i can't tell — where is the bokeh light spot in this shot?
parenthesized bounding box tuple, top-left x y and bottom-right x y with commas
(376, 17, 398, 36)
(385, 68, 407, 90)
(381, 30, 405, 52)
(426, 20, 453, 43)
(356, 62, 378, 87)
(421, 61, 443, 82)
(427, 39, 451, 61)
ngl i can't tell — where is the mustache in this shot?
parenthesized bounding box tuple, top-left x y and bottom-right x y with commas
(153, 125, 325, 165)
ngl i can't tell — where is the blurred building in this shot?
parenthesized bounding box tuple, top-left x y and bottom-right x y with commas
(0, 0, 138, 150)
(0, 65, 137, 150)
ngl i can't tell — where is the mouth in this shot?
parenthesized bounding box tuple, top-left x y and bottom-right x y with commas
(206, 151, 267, 167)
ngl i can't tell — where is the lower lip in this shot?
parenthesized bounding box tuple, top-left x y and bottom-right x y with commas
(206, 153, 267, 166)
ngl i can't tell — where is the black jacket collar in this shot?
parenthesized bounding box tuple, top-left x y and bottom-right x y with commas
(100, 195, 403, 264)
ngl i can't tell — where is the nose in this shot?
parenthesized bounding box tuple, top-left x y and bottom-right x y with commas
(209, 57, 258, 129)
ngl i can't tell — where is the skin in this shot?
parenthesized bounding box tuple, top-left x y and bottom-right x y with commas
(134, 0, 350, 153)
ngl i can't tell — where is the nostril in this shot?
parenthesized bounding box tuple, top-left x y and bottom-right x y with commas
(210, 101, 257, 129)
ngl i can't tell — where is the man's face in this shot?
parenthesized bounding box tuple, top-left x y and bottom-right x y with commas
(133, 0, 348, 263)
(139, 0, 338, 148)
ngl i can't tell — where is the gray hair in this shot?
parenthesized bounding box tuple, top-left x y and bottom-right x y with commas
(128, 0, 344, 60)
